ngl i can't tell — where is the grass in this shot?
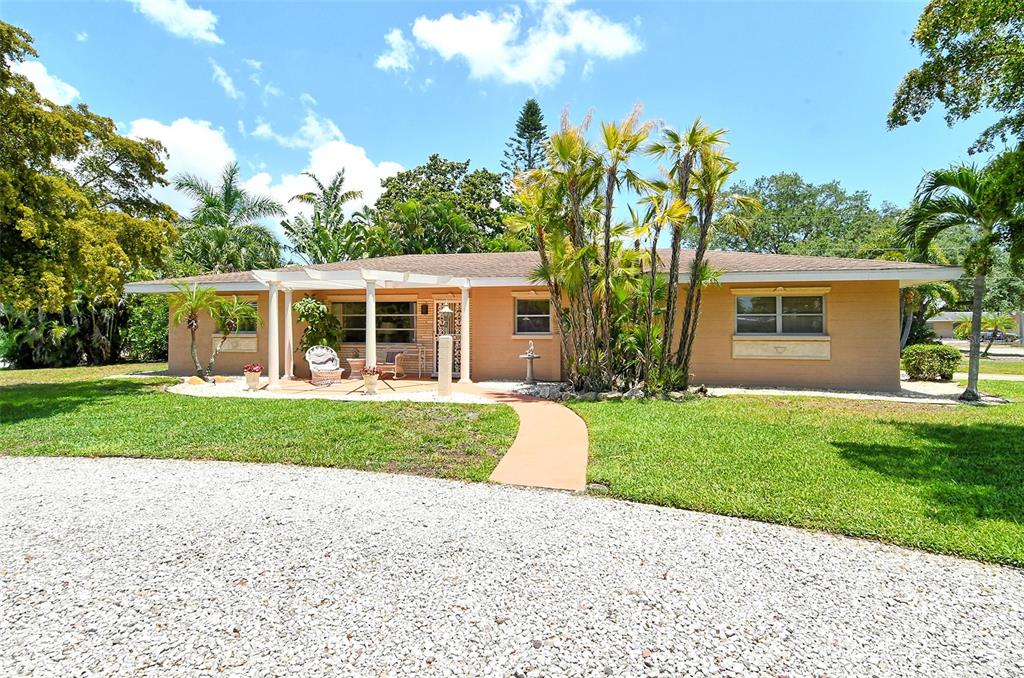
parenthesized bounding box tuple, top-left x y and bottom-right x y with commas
(959, 358, 1024, 376)
(572, 379, 1024, 567)
(0, 364, 518, 482)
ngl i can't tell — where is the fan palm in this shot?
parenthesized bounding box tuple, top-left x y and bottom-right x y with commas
(899, 164, 1024, 400)
(282, 169, 365, 262)
(174, 163, 284, 273)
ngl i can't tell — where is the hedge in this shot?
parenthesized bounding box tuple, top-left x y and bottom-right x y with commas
(901, 343, 962, 381)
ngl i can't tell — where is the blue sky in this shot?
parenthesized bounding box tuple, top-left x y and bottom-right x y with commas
(4, 0, 998, 238)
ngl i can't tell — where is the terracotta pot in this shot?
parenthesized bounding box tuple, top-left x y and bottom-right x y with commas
(245, 371, 261, 390)
(363, 373, 378, 395)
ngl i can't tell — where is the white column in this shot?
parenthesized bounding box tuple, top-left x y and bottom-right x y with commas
(283, 288, 294, 379)
(267, 283, 280, 387)
(459, 285, 471, 383)
(365, 281, 377, 368)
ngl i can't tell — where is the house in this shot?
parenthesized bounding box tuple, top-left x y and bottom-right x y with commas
(126, 250, 961, 391)
(926, 311, 1024, 339)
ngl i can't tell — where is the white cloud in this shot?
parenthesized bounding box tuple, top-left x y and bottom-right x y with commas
(209, 59, 241, 100)
(409, 0, 640, 87)
(126, 117, 236, 214)
(375, 28, 414, 72)
(262, 82, 283, 99)
(251, 108, 344, 150)
(128, 0, 222, 44)
(299, 92, 317, 107)
(75, 31, 89, 42)
(244, 58, 262, 71)
(11, 60, 80, 105)
(244, 110, 402, 230)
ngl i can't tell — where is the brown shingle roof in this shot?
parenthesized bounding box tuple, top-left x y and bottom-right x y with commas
(136, 249, 949, 286)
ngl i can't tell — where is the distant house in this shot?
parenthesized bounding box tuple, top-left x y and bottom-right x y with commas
(927, 311, 1024, 339)
(128, 249, 961, 392)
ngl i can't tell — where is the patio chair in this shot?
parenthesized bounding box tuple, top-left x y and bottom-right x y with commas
(305, 346, 344, 386)
(379, 349, 406, 380)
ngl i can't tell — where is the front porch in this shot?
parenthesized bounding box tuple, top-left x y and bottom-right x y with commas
(255, 267, 474, 388)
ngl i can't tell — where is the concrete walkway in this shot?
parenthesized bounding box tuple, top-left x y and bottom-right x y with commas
(460, 385, 589, 492)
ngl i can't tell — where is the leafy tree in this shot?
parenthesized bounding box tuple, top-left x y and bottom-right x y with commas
(207, 296, 261, 376)
(711, 173, 896, 257)
(372, 154, 527, 253)
(0, 21, 175, 313)
(174, 163, 284, 272)
(123, 293, 169, 361)
(888, 0, 1024, 153)
(502, 98, 547, 177)
(899, 163, 1024, 400)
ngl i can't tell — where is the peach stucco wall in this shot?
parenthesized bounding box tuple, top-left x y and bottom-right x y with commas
(684, 280, 901, 391)
(166, 280, 900, 390)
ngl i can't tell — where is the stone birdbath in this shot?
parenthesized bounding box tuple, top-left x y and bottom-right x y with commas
(519, 340, 541, 384)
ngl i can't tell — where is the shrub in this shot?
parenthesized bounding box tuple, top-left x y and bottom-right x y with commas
(901, 343, 961, 381)
(292, 296, 343, 351)
(124, 294, 169, 361)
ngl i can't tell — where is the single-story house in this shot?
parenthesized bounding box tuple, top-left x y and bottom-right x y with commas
(127, 249, 961, 391)
(926, 311, 1024, 339)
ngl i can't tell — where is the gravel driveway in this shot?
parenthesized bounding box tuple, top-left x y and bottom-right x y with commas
(2, 457, 1022, 677)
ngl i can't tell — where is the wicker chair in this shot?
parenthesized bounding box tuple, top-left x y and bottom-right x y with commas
(379, 349, 406, 380)
(305, 346, 344, 386)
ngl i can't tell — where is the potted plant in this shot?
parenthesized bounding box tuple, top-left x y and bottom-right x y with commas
(243, 363, 264, 390)
(362, 365, 382, 395)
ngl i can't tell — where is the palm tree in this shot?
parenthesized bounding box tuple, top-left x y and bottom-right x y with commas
(170, 283, 221, 380)
(645, 120, 727, 373)
(207, 296, 260, 376)
(174, 163, 285, 273)
(899, 164, 1024, 401)
(282, 169, 364, 262)
(956, 312, 1017, 357)
(598, 104, 651, 382)
(676, 147, 759, 387)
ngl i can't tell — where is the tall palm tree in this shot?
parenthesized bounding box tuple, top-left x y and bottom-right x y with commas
(676, 147, 759, 387)
(899, 164, 1024, 401)
(174, 163, 285, 273)
(598, 104, 651, 381)
(645, 120, 727, 372)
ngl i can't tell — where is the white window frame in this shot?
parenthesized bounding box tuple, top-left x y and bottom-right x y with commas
(514, 297, 552, 335)
(735, 295, 826, 336)
(332, 300, 417, 345)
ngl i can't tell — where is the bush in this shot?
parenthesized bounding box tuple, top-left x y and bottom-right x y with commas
(901, 343, 961, 381)
(123, 294, 169, 361)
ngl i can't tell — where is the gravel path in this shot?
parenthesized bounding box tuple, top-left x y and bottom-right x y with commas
(2, 457, 1022, 677)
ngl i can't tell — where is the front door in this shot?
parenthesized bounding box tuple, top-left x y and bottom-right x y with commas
(434, 300, 461, 377)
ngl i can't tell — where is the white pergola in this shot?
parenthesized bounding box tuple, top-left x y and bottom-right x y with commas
(252, 268, 473, 388)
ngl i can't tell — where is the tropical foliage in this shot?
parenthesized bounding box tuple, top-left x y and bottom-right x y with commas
(281, 170, 364, 264)
(899, 163, 1024, 400)
(292, 296, 343, 352)
(173, 163, 285, 272)
(508, 108, 759, 393)
(168, 284, 258, 380)
(954, 312, 1018, 355)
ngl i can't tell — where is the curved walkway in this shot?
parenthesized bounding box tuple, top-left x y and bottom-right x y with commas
(2, 457, 1021, 677)
(458, 384, 589, 491)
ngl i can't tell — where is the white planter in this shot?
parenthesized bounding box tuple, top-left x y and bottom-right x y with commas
(245, 372, 262, 390)
(363, 374, 378, 395)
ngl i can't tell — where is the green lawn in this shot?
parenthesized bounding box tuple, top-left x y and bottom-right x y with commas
(960, 358, 1024, 376)
(0, 364, 518, 481)
(572, 380, 1024, 566)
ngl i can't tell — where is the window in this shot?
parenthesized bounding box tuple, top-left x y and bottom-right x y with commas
(515, 298, 551, 334)
(735, 295, 824, 335)
(217, 300, 257, 334)
(332, 301, 416, 344)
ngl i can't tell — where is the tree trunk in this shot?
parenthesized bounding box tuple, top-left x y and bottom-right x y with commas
(206, 332, 231, 378)
(960, 273, 986, 401)
(660, 154, 693, 374)
(898, 292, 913, 349)
(676, 204, 713, 388)
(189, 327, 205, 380)
(602, 167, 616, 384)
(641, 224, 663, 386)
